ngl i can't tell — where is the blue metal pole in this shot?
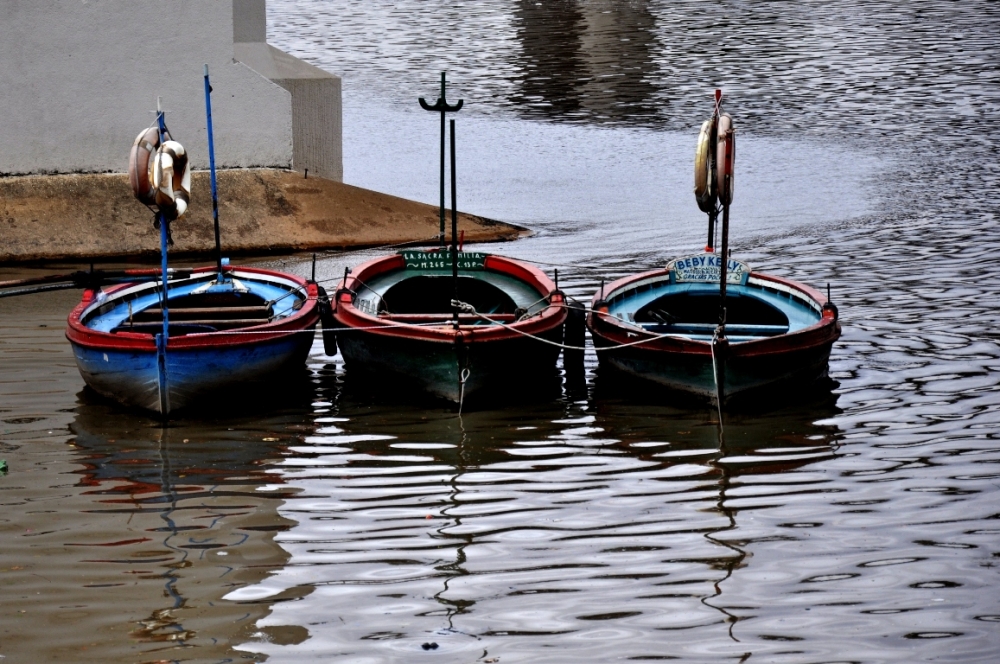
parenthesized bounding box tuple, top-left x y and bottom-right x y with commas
(156, 103, 170, 415)
(203, 64, 223, 279)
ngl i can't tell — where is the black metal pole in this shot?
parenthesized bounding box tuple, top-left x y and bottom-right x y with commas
(706, 115, 718, 252)
(707, 209, 717, 252)
(419, 73, 462, 247)
(719, 204, 729, 325)
(450, 119, 459, 325)
(439, 73, 446, 246)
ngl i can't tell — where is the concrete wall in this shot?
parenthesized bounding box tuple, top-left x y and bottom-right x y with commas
(234, 0, 343, 181)
(0, 0, 341, 180)
(234, 44, 344, 182)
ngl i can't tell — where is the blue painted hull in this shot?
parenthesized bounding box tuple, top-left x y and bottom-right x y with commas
(70, 332, 313, 414)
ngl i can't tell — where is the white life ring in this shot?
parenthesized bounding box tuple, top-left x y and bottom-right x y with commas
(128, 126, 169, 206)
(716, 113, 735, 207)
(151, 141, 191, 220)
(694, 118, 716, 213)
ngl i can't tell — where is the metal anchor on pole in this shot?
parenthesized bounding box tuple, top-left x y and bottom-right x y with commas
(419, 72, 463, 246)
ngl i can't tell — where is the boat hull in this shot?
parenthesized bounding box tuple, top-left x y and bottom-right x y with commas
(66, 266, 319, 415)
(69, 333, 314, 413)
(592, 332, 836, 402)
(588, 266, 841, 406)
(338, 325, 563, 403)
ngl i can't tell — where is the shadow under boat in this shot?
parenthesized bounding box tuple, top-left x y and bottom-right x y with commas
(591, 374, 843, 476)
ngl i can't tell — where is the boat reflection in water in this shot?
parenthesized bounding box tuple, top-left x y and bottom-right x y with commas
(226, 374, 841, 661)
(64, 394, 312, 662)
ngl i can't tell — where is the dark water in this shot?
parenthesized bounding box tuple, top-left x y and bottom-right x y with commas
(3, 1, 1000, 661)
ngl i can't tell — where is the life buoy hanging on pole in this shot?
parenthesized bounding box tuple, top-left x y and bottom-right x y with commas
(151, 141, 191, 220)
(128, 126, 170, 206)
(694, 118, 717, 213)
(716, 113, 735, 207)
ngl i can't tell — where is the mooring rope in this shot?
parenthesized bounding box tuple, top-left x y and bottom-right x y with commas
(449, 299, 684, 352)
(710, 327, 725, 430)
(126, 298, 702, 356)
(457, 367, 471, 415)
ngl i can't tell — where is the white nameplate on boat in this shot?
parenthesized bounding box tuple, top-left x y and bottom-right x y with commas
(668, 253, 750, 285)
(400, 251, 487, 270)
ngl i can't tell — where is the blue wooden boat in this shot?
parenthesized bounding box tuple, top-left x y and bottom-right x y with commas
(587, 254, 841, 405)
(331, 250, 567, 404)
(66, 266, 319, 415)
(63, 70, 322, 417)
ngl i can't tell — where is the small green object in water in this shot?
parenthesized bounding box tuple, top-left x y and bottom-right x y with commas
(0, 459, 7, 475)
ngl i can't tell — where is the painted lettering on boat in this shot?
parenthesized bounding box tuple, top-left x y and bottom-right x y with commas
(667, 253, 750, 285)
(400, 251, 487, 270)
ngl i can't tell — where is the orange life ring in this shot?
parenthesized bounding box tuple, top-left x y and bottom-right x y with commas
(716, 113, 735, 206)
(694, 117, 717, 212)
(151, 141, 191, 220)
(128, 126, 170, 206)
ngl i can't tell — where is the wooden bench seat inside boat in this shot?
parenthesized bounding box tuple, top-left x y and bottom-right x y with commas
(112, 291, 275, 335)
(634, 291, 790, 338)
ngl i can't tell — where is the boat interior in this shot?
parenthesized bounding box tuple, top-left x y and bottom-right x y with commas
(354, 272, 547, 325)
(80, 272, 306, 337)
(607, 282, 821, 342)
(112, 291, 276, 335)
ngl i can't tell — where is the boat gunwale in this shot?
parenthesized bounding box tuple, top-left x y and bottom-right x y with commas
(66, 266, 320, 351)
(333, 252, 568, 343)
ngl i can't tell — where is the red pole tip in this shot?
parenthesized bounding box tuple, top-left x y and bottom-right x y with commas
(715, 89, 722, 102)
(705, 246, 715, 253)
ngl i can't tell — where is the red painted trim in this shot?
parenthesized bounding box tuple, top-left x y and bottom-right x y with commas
(749, 272, 829, 306)
(333, 253, 567, 343)
(65, 266, 319, 352)
(593, 268, 670, 303)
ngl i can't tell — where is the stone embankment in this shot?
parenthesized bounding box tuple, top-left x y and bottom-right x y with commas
(0, 169, 524, 263)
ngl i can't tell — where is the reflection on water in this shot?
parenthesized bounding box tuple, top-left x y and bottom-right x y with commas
(2, 0, 1000, 661)
(230, 378, 845, 662)
(510, 1, 660, 122)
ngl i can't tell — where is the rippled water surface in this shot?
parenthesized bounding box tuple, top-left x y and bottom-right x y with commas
(2, 1, 1000, 662)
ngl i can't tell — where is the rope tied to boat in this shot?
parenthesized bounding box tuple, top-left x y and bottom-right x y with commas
(458, 367, 471, 415)
(710, 325, 726, 430)
(448, 299, 699, 353)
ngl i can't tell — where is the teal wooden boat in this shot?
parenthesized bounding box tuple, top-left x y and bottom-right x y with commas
(330, 250, 567, 404)
(587, 253, 841, 404)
